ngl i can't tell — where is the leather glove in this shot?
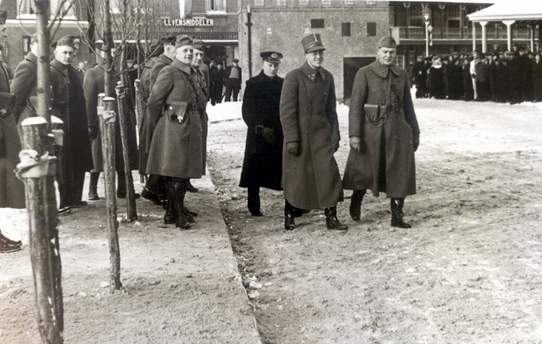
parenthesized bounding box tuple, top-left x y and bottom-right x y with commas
(350, 136, 363, 153)
(260, 126, 275, 144)
(286, 142, 300, 156)
(88, 125, 98, 140)
(413, 135, 419, 152)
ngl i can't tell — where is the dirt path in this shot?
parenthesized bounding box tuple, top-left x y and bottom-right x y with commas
(207, 99, 542, 343)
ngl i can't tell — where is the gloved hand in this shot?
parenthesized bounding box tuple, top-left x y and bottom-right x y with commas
(88, 125, 98, 140)
(413, 135, 419, 152)
(349, 136, 364, 153)
(260, 126, 275, 144)
(286, 142, 300, 156)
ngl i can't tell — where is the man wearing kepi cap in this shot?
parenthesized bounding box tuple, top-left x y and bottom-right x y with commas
(145, 35, 204, 229)
(343, 36, 420, 229)
(279, 33, 347, 231)
(239, 50, 289, 216)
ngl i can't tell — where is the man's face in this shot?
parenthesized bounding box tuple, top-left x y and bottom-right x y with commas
(164, 44, 176, 59)
(192, 49, 204, 67)
(55, 45, 74, 65)
(305, 50, 324, 69)
(176, 45, 193, 65)
(262, 60, 279, 77)
(376, 47, 396, 66)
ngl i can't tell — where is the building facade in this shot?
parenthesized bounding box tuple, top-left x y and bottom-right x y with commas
(0, 0, 91, 69)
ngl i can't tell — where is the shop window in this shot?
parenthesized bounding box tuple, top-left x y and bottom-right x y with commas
(299, 0, 309, 5)
(342, 22, 351, 37)
(311, 19, 325, 29)
(208, 0, 226, 12)
(254, 0, 264, 6)
(277, 0, 287, 6)
(322, 0, 331, 7)
(18, 0, 75, 18)
(367, 22, 377, 36)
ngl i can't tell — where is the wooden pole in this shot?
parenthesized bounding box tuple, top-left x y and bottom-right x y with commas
(99, 96, 122, 291)
(33, 0, 52, 124)
(17, 117, 63, 344)
(103, 0, 114, 97)
(115, 82, 138, 221)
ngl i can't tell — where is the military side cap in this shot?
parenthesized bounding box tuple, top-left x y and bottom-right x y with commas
(193, 40, 205, 51)
(175, 35, 193, 48)
(377, 36, 397, 49)
(260, 51, 283, 63)
(301, 33, 325, 54)
(161, 36, 176, 45)
(56, 35, 76, 49)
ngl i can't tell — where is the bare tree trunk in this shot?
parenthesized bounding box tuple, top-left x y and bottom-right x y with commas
(115, 83, 137, 221)
(34, 0, 52, 124)
(103, 0, 114, 97)
(100, 95, 122, 291)
(18, 117, 63, 344)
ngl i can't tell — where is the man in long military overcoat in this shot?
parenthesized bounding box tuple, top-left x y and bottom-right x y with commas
(83, 50, 139, 200)
(279, 33, 347, 231)
(0, 39, 23, 253)
(240, 50, 285, 216)
(146, 35, 204, 229)
(50, 36, 92, 209)
(11, 35, 37, 124)
(192, 40, 209, 181)
(343, 36, 420, 229)
(140, 36, 177, 204)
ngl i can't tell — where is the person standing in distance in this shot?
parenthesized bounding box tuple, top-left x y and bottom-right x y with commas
(343, 36, 420, 229)
(279, 33, 347, 231)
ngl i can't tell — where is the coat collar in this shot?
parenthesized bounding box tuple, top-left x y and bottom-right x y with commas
(158, 54, 172, 65)
(369, 61, 401, 78)
(301, 62, 326, 82)
(171, 59, 192, 75)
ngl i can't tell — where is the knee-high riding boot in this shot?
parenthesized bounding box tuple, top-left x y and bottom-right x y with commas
(349, 190, 366, 222)
(88, 172, 100, 200)
(391, 198, 411, 228)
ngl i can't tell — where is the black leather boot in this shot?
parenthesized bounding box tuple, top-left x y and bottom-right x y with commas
(248, 186, 263, 216)
(325, 207, 348, 231)
(164, 181, 177, 225)
(186, 179, 199, 193)
(390, 198, 411, 228)
(349, 190, 366, 222)
(88, 172, 100, 200)
(284, 212, 296, 230)
(174, 180, 190, 230)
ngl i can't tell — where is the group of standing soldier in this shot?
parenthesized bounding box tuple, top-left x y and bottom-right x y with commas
(412, 48, 542, 103)
(240, 34, 420, 232)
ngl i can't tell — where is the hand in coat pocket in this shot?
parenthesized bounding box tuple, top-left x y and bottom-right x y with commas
(286, 141, 300, 156)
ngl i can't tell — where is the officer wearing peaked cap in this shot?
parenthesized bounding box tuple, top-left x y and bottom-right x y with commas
(240, 50, 295, 217)
(343, 36, 420, 229)
(279, 33, 347, 231)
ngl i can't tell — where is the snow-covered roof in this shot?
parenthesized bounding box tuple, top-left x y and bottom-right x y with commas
(468, 2, 542, 21)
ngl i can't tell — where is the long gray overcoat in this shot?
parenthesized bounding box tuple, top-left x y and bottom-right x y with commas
(279, 63, 343, 210)
(145, 59, 204, 179)
(343, 61, 420, 198)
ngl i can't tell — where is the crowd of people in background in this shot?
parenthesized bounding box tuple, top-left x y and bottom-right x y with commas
(411, 47, 542, 103)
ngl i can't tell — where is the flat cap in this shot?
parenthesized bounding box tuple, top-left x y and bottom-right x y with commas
(56, 35, 76, 49)
(302, 33, 325, 54)
(161, 36, 177, 45)
(193, 39, 205, 51)
(260, 51, 283, 63)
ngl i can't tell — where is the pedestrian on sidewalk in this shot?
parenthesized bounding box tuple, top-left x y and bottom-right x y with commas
(343, 36, 420, 229)
(279, 33, 347, 231)
(146, 35, 204, 229)
(224, 59, 241, 102)
(240, 50, 287, 217)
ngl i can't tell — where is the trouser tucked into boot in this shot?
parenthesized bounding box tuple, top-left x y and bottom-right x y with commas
(349, 190, 366, 222)
(390, 198, 411, 228)
(324, 206, 348, 231)
(164, 178, 190, 229)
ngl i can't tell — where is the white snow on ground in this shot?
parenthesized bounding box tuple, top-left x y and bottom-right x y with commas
(206, 101, 243, 123)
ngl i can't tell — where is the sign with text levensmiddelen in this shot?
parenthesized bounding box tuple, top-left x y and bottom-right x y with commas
(161, 16, 214, 27)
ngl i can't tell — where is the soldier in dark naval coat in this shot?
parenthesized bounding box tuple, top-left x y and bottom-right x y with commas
(279, 33, 347, 231)
(239, 50, 285, 216)
(50, 35, 93, 209)
(343, 36, 420, 229)
(145, 35, 204, 229)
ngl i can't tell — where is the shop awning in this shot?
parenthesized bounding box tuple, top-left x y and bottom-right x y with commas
(468, 2, 542, 22)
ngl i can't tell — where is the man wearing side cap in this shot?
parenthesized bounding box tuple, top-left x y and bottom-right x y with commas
(146, 35, 204, 229)
(343, 36, 420, 229)
(279, 33, 347, 231)
(240, 50, 287, 216)
(50, 35, 93, 210)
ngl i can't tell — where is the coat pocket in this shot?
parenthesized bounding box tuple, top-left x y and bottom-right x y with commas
(166, 101, 189, 124)
(363, 103, 386, 127)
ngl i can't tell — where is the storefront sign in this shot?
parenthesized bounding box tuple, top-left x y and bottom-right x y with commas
(161, 16, 214, 27)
